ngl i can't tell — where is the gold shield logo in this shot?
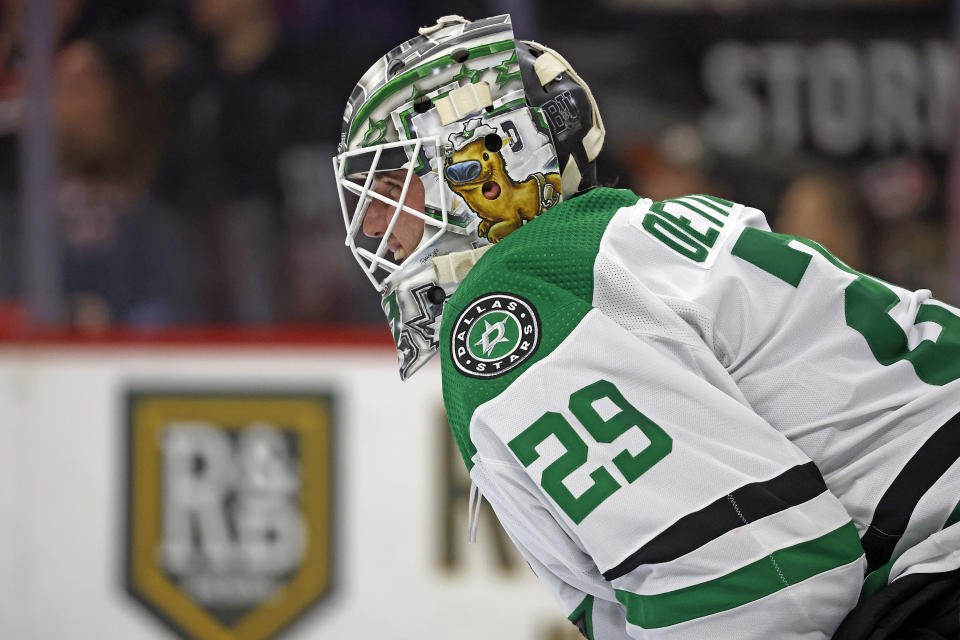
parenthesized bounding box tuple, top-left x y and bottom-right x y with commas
(125, 392, 334, 640)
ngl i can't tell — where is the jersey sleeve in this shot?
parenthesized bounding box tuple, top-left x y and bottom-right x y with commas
(615, 194, 960, 584)
(474, 457, 633, 640)
(466, 308, 867, 639)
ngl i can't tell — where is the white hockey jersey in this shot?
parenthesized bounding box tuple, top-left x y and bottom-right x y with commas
(438, 188, 960, 639)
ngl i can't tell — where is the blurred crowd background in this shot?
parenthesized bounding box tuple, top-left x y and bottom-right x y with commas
(0, 0, 956, 332)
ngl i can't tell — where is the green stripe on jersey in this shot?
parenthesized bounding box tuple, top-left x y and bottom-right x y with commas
(614, 521, 864, 629)
(860, 559, 895, 601)
(441, 188, 641, 470)
(568, 594, 595, 639)
(946, 499, 960, 529)
(860, 502, 960, 602)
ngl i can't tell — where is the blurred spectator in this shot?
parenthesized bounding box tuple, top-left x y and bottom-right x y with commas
(858, 157, 950, 296)
(0, 0, 25, 303)
(622, 124, 723, 203)
(775, 173, 867, 271)
(776, 170, 950, 299)
(155, 0, 326, 323)
(3, 0, 952, 329)
(875, 218, 950, 299)
(53, 37, 197, 329)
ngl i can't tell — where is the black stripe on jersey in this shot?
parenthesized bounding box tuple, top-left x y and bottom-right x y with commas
(861, 410, 960, 573)
(602, 462, 827, 581)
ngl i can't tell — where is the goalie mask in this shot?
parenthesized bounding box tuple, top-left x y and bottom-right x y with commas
(333, 14, 605, 379)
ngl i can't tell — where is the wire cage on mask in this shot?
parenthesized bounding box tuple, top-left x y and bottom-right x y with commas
(333, 136, 468, 293)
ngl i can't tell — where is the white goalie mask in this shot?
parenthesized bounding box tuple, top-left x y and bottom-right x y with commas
(333, 14, 605, 379)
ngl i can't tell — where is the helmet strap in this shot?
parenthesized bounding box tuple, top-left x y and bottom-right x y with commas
(432, 245, 493, 288)
(527, 41, 606, 164)
(561, 154, 582, 201)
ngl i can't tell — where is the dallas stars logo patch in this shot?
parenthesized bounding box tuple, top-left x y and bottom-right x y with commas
(451, 292, 541, 379)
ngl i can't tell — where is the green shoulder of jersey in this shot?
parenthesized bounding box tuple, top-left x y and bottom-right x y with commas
(440, 187, 642, 471)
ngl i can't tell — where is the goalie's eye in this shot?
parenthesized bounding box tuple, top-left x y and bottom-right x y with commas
(378, 179, 401, 198)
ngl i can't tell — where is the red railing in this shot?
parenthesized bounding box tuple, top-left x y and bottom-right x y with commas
(0, 302, 393, 348)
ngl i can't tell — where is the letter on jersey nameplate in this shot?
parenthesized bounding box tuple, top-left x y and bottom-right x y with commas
(632, 195, 741, 269)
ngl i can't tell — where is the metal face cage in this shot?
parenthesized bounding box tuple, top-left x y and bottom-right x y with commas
(332, 136, 466, 293)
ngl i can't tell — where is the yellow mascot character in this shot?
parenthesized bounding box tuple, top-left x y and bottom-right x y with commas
(443, 119, 561, 243)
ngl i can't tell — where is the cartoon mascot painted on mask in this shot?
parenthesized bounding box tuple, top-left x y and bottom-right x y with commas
(443, 119, 561, 243)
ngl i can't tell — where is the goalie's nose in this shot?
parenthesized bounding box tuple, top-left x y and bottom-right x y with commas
(363, 198, 389, 238)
